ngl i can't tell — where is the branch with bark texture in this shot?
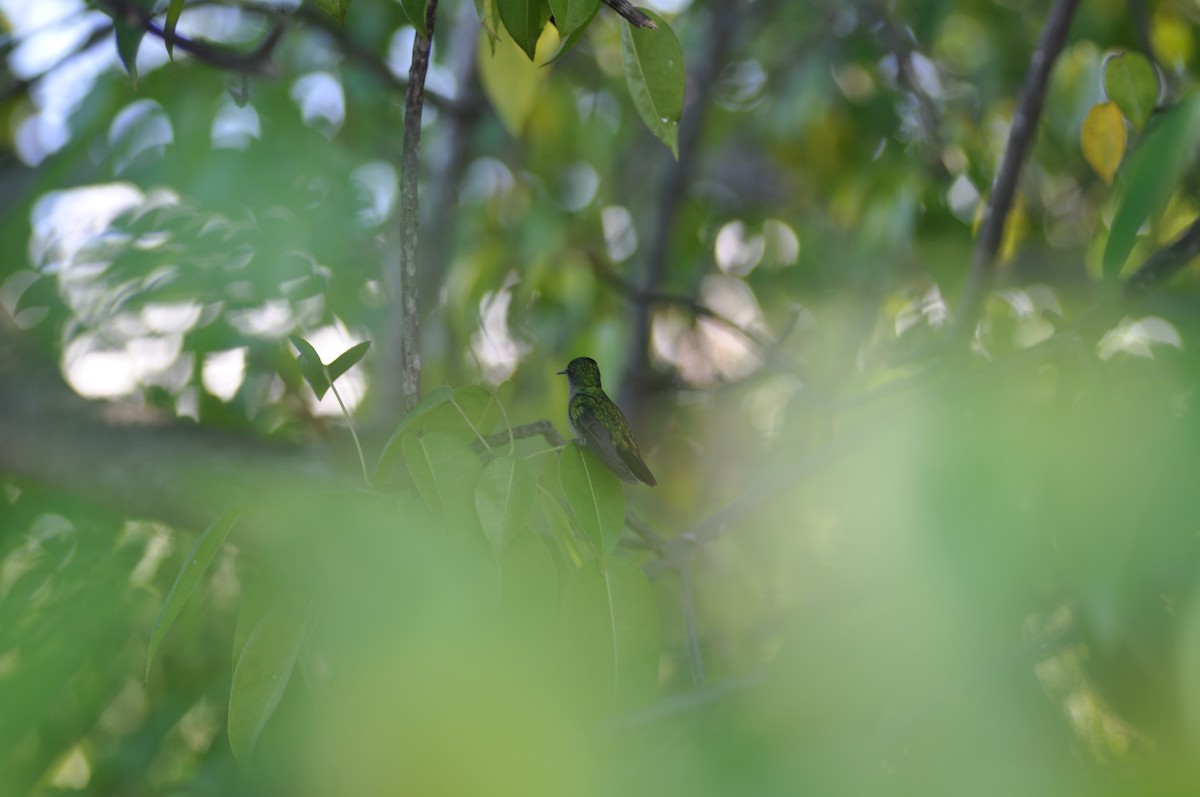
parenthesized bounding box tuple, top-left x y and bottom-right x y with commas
(393, 1, 440, 416)
(1123, 218, 1200, 296)
(954, 0, 1081, 338)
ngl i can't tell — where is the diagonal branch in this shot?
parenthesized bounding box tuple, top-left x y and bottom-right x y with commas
(954, 0, 1081, 338)
(1123, 218, 1200, 296)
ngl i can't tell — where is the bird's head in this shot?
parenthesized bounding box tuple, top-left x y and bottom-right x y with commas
(557, 357, 604, 391)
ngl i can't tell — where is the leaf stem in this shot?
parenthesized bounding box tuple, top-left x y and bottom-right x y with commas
(329, 381, 371, 487)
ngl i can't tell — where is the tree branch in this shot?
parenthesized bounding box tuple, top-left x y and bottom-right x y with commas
(393, 2, 440, 416)
(1123, 217, 1200, 296)
(954, 0, 1081, 338)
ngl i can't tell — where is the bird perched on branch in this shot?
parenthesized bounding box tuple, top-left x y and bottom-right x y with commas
(558, 357, 657, 486)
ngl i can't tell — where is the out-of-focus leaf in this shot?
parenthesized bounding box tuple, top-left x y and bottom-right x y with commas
(376, 385, 455, 481)
(145, 512, 238, 679)
(232, 575, 276, 669)
(497, 0, 550, 60)
(165, 0, 184, 62)
(399, 0, 429, 37)
(402, 433, 485, 538)
(560, 558, 659, 710)
(547, 0, 599, 39)
(315, 0, 354, 24)
(1103, 94, 1200, 279)
(498, 530, 558, 632)
(478, 25, 559, 136)
(1082, 101, 1126, 185)
(1104, 51, 1158, 131)
(559, 442, 624, 556)
(325, 341, 370, 384)
(620, 8, 684, 157)
(288, 335, 329, 399)
(476, 455, 537, 552)
(228, 599, 308, 767)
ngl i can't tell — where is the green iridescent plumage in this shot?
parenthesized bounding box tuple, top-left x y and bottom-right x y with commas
(557, 357, 657, 486)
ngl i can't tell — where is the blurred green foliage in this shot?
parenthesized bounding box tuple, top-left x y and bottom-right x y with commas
(2, 0, 1200, 795)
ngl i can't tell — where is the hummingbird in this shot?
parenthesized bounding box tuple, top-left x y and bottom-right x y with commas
(557, 357, 657, 487)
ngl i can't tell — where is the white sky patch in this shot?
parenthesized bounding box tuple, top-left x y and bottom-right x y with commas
(227, 299, 295, 338)
(715, 220, 765, 276)
(211, 98, 262, 150)
(560, 163, 600, 212)
(202, 348, 247, 401)
(652, 276, 766, 385)
(470, 273, 526, 385)
(109, 99, 175, 173)
(601, 205, 637, 262)
(141, 302, 203, 334)
(351, 161, 398, 227)
(290, 72, 346, 135)
(30, 183, 145, 270)
(64, 336, 139, 398)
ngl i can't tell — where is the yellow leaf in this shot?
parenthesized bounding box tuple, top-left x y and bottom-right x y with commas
(1081, 101, 1127, 185)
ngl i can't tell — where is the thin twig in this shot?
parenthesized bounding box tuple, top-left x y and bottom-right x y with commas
(478, 419, 565, 451)
(954, 0, 1081, 339)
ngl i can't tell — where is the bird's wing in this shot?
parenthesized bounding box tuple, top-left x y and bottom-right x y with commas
(577, 409, 657, 486)
(575, 411, 639, 484)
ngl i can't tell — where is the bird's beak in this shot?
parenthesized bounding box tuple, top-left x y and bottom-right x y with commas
(556, 368, 567, 375)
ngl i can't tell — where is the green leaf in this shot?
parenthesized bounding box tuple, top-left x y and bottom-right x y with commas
(497, 0, 550, 60)
(421, 385, 503, 443)
(376, 385, 455, 481)
(145, 512, 238, 679)
(1104, 51, 1158, 131)
(402, 432, 485, 538)
(475, 455, 537, 552)
(560, 558, 659, 711)
(165, 0, 185, 62)
(547, 0, 599, 39)
(544, 0, 599, 65)
(620, 8, 684, 157)
(112, 0, 157, 84)
(498, 531, 558, 633)
(228, 599, 308, 767)
(1103, 94, 1200, 279)
(559, 442, 625, 556)
(399, 0, 429, 37)
(288, 335, 329, 399)
(325, 341, 370, 384)
(314, 0, 354, 24)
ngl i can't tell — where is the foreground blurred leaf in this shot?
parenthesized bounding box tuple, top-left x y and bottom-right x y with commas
(1103, 51, 1158, 131)
(112, 0, 156, 84)
(499, 531, 558, 632)
(228, 599, 307, 767)
(476, 455, 537, 552)
(1103, 94, 1200, 279)
(621, 8, 684, 157)
(559, 442, 624, 556)
(560, 558, 659, 710)
(145, 512, 238, 679)
(403, 432, 485, 537)
(1081, 101, 1126, 185)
